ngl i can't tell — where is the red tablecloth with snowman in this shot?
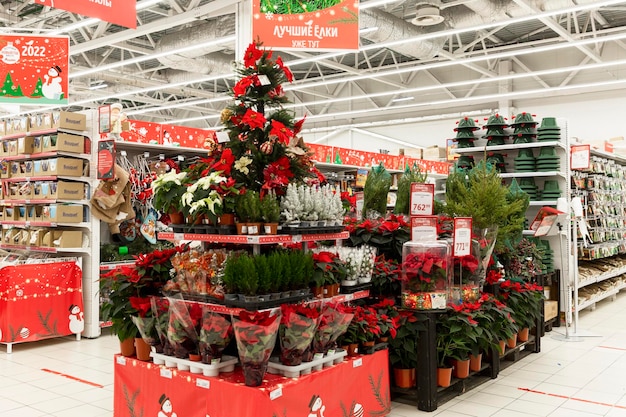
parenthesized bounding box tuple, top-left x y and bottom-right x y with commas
(114, 349, 390, 417)
(0, 261, 83, 345)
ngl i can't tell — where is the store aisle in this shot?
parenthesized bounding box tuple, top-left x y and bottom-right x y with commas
(1, 294, 626, 417)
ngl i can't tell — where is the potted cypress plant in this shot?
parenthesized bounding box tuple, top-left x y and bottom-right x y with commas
(236, 254, 259, 302)
(260, 192, 281, 235)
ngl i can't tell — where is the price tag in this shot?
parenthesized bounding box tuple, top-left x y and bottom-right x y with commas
(160, 369, 172, 379)
(327, 349, 336, 355)
(453, 217, 472, 257)
(355, 192, 364, 219)
(571, 144, 590, 170)
(270, 387, 283, 400)
(116, 356, 126, 366)
(410, 216, 438, 241)
(410, 183, 434, 216)
(196, 379, 210, 389)
(353, 358, 363, 368)
(313, 352, 324, 360)
(173, 233, 184, 241)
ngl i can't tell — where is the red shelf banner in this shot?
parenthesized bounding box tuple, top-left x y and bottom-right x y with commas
(37, 0, 137, 29)
(114, 350, 390, 417)
(0, 261, 83, 344)
(0, 34, 69, 106)
(252, 0, 359, 51)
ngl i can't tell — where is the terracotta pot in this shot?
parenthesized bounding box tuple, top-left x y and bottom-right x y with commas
(361, 340, 375, 351)
(393, 368, 416, 388)
(498, 340, 506, 354)
(219, 213, 235, 226)
(324, 284, 338, 298)
(120, 337, 136, 357)
(169, 210, 184, 224)
(135, 337, 151, 361)
(312, 286, 324, 298)
(507, 333, 518, 349)
(189, 353, 202, 362)
(454, 358, 470, 379)
(518, 327, 530, 342)
(247, 222, 262, 235)
(263, 222, 278, 235)
(236, 222, 248, 235)
(347, 343, 359, 356)
(469, 353, 482, 372)
(437, 367, 453, 388)
(377, 337, 389, 343)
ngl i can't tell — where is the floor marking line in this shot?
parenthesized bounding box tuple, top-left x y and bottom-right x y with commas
(41, 368, 104, 388)
(519, 387, 626, 410)
(598, 345, 626, 351)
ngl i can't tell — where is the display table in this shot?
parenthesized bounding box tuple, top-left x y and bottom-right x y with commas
(0, 260, 83, 353)
(114, 349, 391, 417)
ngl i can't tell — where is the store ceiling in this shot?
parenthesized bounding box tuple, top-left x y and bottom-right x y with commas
(3, 0, 626, 131)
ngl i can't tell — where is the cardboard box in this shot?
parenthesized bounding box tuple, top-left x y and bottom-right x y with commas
(422, 146, 447, 161)
(23, 160, 34, 177)
(8, 182, 33, 199)
(45, 132, 85, 153)
(3, 228, 21, 246)
(41, 157, 85, 177)
(399, 148, 423, 159)
(7, 139, 17, 156)
(3, 207, 16, 221)
(51, 230, 83, 248)
(17, 136, 36, 154)
(42, 204, 84, 223)
(544, 300, 558, 322)
(47, 181, 86, 200)
(26, 205, 42, 222)
(16, 206, 26, 221)
(12, 117, 29, 134)
(0, 141, 8, 157)
(29, 114, 47, 132)
(28, 228, 45, 246)
(40, 230, 52, 247)
(58, 111, 86, 131)
(45, 112, 60, 129)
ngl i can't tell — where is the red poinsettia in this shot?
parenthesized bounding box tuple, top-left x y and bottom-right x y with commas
(262, 156, 294, 193)
(129, 296, 151, 317)
(279, 304, 321, 365)
(241, 108, 267, 130)
(268, 84, 284, 99)
(269, 120, 293, 144)
(401, 251, 448, 292)
(233, 75, 255, 98)
(293, 116, 306, 135)
(211, 149, 235, 176)
(275, 56, 293, 82)
(243, 42, 264, 68)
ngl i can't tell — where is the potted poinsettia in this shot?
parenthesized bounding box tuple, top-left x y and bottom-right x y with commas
(181, 171, 228, 227)
(151, 170, 189, 223)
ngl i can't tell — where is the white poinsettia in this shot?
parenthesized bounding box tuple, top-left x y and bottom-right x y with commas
(151, 171, 187, 190)
(234, 156, 253, 175)
(181, 172, 227, 214)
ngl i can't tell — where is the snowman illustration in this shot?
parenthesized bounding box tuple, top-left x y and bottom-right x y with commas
(163, 130, 172, 146)
(158, 394, 177, 417)
(42, 65, 64, 100)
(307, 395, 325, 417)
(68, 304, 84, 335)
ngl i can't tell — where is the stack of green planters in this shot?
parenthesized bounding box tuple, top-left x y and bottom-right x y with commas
(514, 148, 536, 172)
(455, 154, 475, 171)
(537, 117, 561, 142)
(518, 177, 538, 200)
(482, 113, 509, 146)
(486, 152, 507, 173)
(536, 147, 560, 172)
(511, 112, 538, 144)
(531, 238, 554, 273)
(539, 180, 562, 201)
(453, 116, 480, 148)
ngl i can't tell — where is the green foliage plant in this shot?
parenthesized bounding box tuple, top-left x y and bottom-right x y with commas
(394, 163, 428, 215)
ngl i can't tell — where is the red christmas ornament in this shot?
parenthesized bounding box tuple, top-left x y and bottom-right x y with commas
(260, 141, 274, 154)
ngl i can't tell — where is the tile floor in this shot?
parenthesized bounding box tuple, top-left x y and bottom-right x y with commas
(2, 294, 626, 417)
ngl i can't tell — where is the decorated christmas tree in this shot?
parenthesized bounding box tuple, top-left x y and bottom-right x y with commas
(30, 78, 44, 98)
(215, 42, 320, 196)
(1, 73, 24, 97)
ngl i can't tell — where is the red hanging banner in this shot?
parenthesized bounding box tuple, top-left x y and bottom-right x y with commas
(36, 0, 137, 29)
(252, 0, 359, 51)
(0, 34, 69, 105)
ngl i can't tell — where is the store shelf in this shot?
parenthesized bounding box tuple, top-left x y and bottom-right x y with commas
(0, 199, 89, 205)
(0, 151, 91, 161)
(114, 141, 211, 157)
(158, 231, 350, 244)
(100, 261, 136, 271)
(590, 149, 626, 165)
(0, 127, 87, 141)
(576, 282, 626, 312)
(192, 289, 370, 315)
(1, 220, 90, 228)
(500, 172, 565, 179)
(0, 243, 89, 253)
(453, 141, 565, 154)
(528, 200, 558, 206)
(578, 265, 626, 288)
(1, 175, 90, 183)
(577, 239, 626, 260)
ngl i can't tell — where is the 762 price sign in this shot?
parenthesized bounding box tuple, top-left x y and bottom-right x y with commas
(410, 183, 435, 216)
(453, 217, 472, 257)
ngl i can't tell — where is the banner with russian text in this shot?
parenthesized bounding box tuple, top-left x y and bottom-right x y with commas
(36, 0, 137, 29)
(252, 0, 359, 50)
(0, 34, 69, 105)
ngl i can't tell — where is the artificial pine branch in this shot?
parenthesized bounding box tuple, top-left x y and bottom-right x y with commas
(123, 386, 143, 417)
(369, 372, 392, 416)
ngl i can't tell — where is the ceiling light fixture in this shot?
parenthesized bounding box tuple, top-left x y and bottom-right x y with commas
(391, 96, 415, 103)
(88, 81, 108, 90)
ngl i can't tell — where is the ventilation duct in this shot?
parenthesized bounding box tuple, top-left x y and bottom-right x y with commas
(413, 1, 445, 26)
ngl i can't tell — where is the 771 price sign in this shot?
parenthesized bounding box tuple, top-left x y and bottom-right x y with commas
(453, 217, 472, 257)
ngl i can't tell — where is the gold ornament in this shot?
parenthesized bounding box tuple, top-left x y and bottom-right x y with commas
(220, 108, 233, 124)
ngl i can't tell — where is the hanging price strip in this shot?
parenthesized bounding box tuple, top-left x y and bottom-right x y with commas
(410, 216, 438, 241)
(410, 183, 435, 216)
(453, 217, 472, 257)
(355, 191, 364, 220)
(570, 144, 590, 170)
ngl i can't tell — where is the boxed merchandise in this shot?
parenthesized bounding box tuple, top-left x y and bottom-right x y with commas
(17, 136, 36, 154)
(544, 300, 558, 321)
(42, 204, 84, 223)
(16, 206, 27, 221)
(8, 182, 33, 199)
(47, 181, 86, 200)
(3, 228, 21, 246)
(39, 157, 85, 177)
(0, 141, 8, 156)
(11, 117, 29, 134)
(51, 230, 83, 248)
(44, 112, 60, 129)
(27, 228, 45, 246)
(58, 111, 86, 131)
(422, 146, 447, 161)
(399, 147, 423, 159)
(3, 207, 16, 221)
(23, 160, 34, 177)
(45, 132, 85, 153)
(29, 114, 47, 132)
(7, 139, 17, 156)
(26, 205, 43, 222)
(0, 121, 6, 137)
